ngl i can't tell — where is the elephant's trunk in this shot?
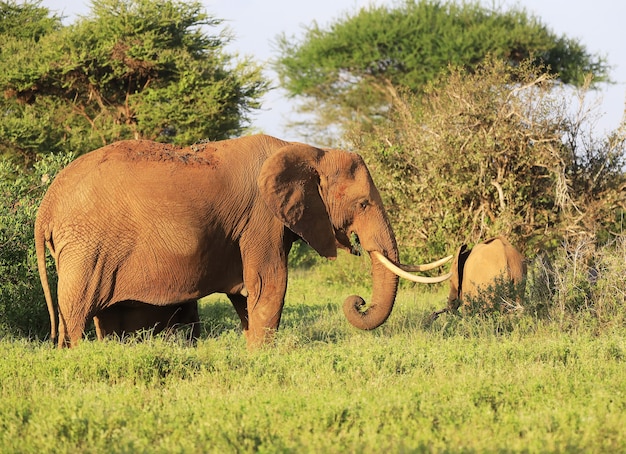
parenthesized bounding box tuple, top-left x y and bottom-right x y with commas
(342, 227, 399, 330)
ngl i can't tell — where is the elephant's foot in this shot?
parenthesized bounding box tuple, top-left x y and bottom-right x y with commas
(244, 325, 277, 350)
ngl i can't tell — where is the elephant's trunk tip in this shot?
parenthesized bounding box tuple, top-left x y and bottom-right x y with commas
(342, 294, 388, 331)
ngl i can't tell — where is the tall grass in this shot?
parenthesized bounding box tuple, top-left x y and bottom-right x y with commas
(1, 243, 625, 453)
(1, 314, 625, 452)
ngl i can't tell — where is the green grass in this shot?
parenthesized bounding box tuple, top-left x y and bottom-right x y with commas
(1, 258, 625, 453)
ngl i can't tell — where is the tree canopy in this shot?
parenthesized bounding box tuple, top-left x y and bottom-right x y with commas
(274, 0, 611, 136)
(0, 0, 60, 39)
(0, 0, 268, 164)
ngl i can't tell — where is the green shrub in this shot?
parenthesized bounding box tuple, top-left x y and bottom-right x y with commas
(287, 240, 323, 269)
(462, 274, 527, 316)
(524, 237, 626, 329)
(0, 153, 73, 338)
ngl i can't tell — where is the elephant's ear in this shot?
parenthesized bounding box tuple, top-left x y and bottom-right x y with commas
(258, 144, 337, 258)
(456, 244, 471, 293)
(448, 244, 467, 301)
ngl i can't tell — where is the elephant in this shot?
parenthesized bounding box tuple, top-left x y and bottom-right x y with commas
(430, 236, 527, 319)
(93, 300, 200, 341)
(35, 134, 450, 348)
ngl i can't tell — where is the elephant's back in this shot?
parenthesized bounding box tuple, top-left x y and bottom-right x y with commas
(466, 240, 508, 271)
(40, 135, 286, 220)
(59, 140, 209, 173)
(51, 135, 287, 188)
(46, 140, 215, 199)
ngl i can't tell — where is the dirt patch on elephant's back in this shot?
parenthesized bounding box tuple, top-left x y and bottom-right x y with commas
(104, 140, 220, 168)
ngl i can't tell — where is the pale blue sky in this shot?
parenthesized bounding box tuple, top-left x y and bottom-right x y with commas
(40, 0, 626, 141)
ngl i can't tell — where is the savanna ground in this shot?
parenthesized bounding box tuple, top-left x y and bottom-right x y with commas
(1, 245, 625, 453)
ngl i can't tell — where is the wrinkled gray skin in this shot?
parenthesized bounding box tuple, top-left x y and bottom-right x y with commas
(35, 134, 401, 348)
(93, 300, 200, 340)
(432, 236, 526, 318)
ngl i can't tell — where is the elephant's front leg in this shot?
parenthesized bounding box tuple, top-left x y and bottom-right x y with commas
(242, 264, 288, 349)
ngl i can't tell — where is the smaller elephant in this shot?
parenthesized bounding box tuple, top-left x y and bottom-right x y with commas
(432, 236, 526, 318)
(93, 300, 200, 341)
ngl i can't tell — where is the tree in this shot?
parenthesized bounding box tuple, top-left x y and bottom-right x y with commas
(347, 57, 625, 260)
(0, 0, 268, 164)
(0, 0, 60, 40)
(274, 0, 610, 138)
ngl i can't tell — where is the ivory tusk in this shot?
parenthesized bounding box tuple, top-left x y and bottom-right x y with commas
(371, 251, 452, 284)
(398, 254, 453, 272)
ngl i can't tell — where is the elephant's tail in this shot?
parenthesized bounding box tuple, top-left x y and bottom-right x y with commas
(35, 219, 56, 345)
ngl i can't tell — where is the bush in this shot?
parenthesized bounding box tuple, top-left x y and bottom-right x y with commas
(462, 274, 527, 316)
(437, 237, 626, 328)
(348, 57, 626, 261)
(0, 153, 73, 338)
(526, 236, 626, 330)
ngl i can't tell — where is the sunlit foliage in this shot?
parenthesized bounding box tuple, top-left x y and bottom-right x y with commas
(0, 0, 268, 164)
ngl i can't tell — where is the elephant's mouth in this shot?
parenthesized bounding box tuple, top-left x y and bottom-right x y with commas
(349, 232, 362, 256)
(334, 228, 362, 255)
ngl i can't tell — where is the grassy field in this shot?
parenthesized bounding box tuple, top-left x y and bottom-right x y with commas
(1, 256, 625, 453)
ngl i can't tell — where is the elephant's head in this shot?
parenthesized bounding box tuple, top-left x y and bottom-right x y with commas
(258, 143, 449, 331)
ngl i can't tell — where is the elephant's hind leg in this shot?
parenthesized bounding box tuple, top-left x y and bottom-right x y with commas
(57, 312, 68, 348)
(56, 253, 109, 347)
(93, 315, 105, 340)
(56, 307, 88, 348)
(57, 304, 90, 347)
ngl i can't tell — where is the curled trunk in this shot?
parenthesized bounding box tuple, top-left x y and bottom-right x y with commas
(342, 222, 400, 330)
(342, 250, 399, 330)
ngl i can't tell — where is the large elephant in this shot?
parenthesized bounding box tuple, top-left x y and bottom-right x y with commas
(431, 236, 526, 318)
(93, 300, 200, 341)
(35, 134, 450, 348)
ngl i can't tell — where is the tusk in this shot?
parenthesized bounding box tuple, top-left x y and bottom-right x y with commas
(371, 251, 452, 284)
(398, 254, 453, 272)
